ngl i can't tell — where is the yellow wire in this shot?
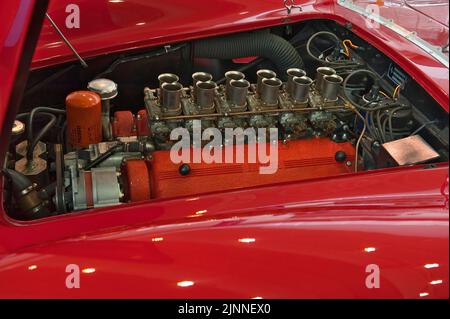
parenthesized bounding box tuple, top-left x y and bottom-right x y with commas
(393, 85, 401, 99)
(342, 43, 349, 57)
(379, 91, 391, 99)
(342, 40, 359, 58)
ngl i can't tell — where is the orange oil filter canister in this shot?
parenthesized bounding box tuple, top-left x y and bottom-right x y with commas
(66, 91, 102, 148)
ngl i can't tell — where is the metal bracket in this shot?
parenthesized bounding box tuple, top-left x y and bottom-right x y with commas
(442, 43, 449, 54)
(284, 0, 303, 15)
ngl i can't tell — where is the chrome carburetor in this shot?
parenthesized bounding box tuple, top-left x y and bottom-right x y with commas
(144, 67, 350, 149)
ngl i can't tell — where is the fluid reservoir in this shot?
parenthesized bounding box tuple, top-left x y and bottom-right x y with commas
(66, 91, 102, 148)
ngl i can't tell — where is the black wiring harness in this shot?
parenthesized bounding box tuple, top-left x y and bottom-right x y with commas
(342, 69, 412, 145)
(16, 107, 66, 160)
(306, 31, 363, 76)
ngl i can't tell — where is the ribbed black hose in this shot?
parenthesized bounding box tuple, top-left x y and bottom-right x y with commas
(193, 32, 304, 80)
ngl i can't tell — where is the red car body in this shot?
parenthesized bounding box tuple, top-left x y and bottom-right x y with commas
(0, 0, 448, 298)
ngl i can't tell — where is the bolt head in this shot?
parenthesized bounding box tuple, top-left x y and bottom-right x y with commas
(179, 164, 191, 176)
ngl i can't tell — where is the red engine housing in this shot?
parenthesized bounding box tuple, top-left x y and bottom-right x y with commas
(147, 138, 355, 199)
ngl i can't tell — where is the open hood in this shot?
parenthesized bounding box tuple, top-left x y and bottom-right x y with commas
(32, 0, 315, 69)
(31, 0, 450, 70)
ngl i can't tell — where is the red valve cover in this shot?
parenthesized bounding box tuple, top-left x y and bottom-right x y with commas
(149, 138, 356, 199)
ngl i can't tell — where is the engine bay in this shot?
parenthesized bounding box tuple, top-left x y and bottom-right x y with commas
(2, 20, 449, 220)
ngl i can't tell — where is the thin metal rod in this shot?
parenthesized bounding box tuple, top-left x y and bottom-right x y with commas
(46, 13, 88, 68)
(154, 106, 347, 121)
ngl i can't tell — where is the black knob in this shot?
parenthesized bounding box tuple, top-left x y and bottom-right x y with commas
(335, 151, 347, 163)
(179, 164, 191, 176)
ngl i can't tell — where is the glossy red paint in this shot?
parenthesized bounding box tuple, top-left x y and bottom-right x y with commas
(0, 0, 449, 298)
(0, 165, 448, 298)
